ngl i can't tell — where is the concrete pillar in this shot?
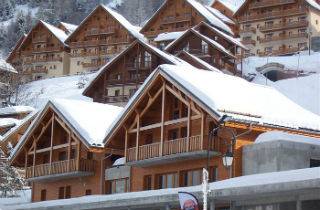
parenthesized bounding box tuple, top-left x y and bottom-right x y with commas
(209, 200, 215, 210)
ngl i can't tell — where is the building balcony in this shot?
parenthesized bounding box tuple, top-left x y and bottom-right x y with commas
(161, 14, 192, 25)
(249, 0, 295, 9)
(239, 8, 307, 22)
(186, 49, 210, 57)
(126, 61, 154, 71)
(259, 20, 308, 32)
(106, 74, 149, 86)
(33, 46, 62, 53)
(32, 36, 48, 43)
(240, 27, 256, 34)
(259, 33, 308, 43)
(24, 66, 48, 74)
(24, 57, 63, 64)
(126, 135, 219, 166)
(85, 27, 116, 36)
(70, 38, 130, 48)
(25, 159, 95, 181)
(82, 61, 107, 68)
(242, 39, 256, 45)
(259, 47, 300, 56)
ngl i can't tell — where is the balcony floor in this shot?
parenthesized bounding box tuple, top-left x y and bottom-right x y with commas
(27, 171, 94, 182)
(127, 150, 220, 167)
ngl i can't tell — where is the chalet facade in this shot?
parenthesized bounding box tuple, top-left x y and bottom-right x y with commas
(65, 5, 144, 75)
(102, 64, 320, 196)
(165, 22, 247, 75)
(140, 0, 234, 46)
(83, 39, 186, 106)
(6, 34, 26, 74)
(10, 99, 123, 202)
(13, 21, 71, 81)
(234, 0, 320, 56)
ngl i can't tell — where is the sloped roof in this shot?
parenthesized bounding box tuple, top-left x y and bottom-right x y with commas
(211, 0, 240, 13)
(0, 106, 35, 117)
(66, 4, 145, 43)
(154, 31, 185, 42)
(59, 22, 78, 34)
(9, 99, 123, 162)
(0, 59, 17, 74)
(205, 6, 235, 25)
(103, 64, 320, 144)
(141, 0, 233, 35)
(165, 28, 235, 58)
(6, 34, 27, 63)
(83, 38, 189, 96)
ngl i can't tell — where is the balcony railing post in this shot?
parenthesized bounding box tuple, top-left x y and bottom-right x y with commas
(135, 112, 140, 161)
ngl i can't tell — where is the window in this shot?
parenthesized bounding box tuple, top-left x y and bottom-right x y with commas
(181, 169, 202, 187)
(59, 186, 71, 199)
(85, 189, 92, 195)
(58, 151, 67, 161)
(87, 152, 93, 160)
(65, 186, 71, 199)
(157, 173, 178, 189)
(58, 187, 65, 199)
(114, 90, 120, 97)
(108, 178, 130, 194)
(77, 61, 81, 66)
(310, 159, 320, 168)
(40, 189, 46, 201)
(209, 166, 218, 182)
(143, 175, 152, 190)
(168, 129, 178, 140)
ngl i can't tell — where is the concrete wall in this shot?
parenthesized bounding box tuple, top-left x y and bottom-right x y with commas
(243, 140, 320, 175)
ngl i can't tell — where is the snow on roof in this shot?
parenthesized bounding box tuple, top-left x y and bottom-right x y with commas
(186, 0, 233, 35)
(205, 6, 235, 25)
(51, 99, 123, 146)
(306, 0, 320, 11)
(113, 157, 125, 166)
(159, 64, 320, 131)
(0, 59, 17, 74)
(59, 22, 78, 34)
(0, 106, 35, 116)
(255, 131, 320, 146)
(40, 20, 69, 44)
(100, 5, 145, 41)
(0, 118, 18, 128)
(213, 0, 241, 13)
(6, 167, 320, 209)
(154, 31, 185, 42)
(196, 21, 247, 49)
(178, 51, 222, 73)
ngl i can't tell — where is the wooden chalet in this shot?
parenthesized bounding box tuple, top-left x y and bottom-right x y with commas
(57, 22, 78, 35)
(140, 0, 234, 42)
(17, 20, 70, 81)
(65, 4, 144, 74)
(103, 64, 320, 194)
(10, 99, 123, 202)
(82, 38, 186, 106)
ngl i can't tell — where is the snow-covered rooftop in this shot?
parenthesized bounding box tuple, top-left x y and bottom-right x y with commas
(306, 0, 320, 10)
(255, 131, 320, 146)
(154, 31, 185, 42)
(40, 20, 69, 44)
(186, 0, 233, 35)
(157, 65, 320, 131)
(212, 0, 242, 13)
(51, 99, 123, 147)
(205, 6, 235, 24)
(0, 106, 35, 116)
(0, 59, 17, 74)
(59, 22, 78, 34)
(0, 118, 18, 128)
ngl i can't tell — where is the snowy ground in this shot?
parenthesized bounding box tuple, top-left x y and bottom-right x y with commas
(16, 73, 95, 109)
(0, 189, 31, 208)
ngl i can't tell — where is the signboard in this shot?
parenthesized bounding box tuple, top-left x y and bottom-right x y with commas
(178, 192, 199, 210)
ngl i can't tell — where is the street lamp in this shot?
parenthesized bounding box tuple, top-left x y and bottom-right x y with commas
(222, 150, 234, 168)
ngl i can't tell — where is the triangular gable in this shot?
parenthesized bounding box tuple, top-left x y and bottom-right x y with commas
(65, 4, 144, 44)
(6, 34, 27, 63)
(82, 38, 186, 96)
(10, 99, 123, 163)
(19, 21, 68, 52)
(165, 28, 235, 58)
(140, 0, 233, 35)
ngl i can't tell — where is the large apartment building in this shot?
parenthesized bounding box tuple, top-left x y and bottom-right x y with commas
(234, 0, 320, 56)
(7, 21, 71, 81)
(65, 5, 144, 74)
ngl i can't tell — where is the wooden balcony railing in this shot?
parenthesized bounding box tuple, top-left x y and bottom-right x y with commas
(33, 46, 62, 53)
(32, 36, 48, 43)
(250, 0, 295, 9)
(25, 159, 95, 179)
(162, 14, 192, 24)
(126, 135, 203, 162)
(239, 27, 256, 34)
(70, 38, 130, 48)
(82, 61, 107, 68)
(259, 33, 308, 43)
(106, 74, 149, 85)
(126, 61, 153, 70)
(259, 47, 300, 56)
(104, 95, 130, 103)
(24, 57, 63, 64)
(242, 39, 256, 45)
(85, 27, 116, 36)
(239, 8, 306, 22)
(259, 20, 308, 32)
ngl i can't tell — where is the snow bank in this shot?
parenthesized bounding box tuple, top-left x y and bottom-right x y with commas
(0, 106, 35, 116)
(255, 131, 320, 146)
(113, 157, 125, 166)
(0, 189, 31, 207)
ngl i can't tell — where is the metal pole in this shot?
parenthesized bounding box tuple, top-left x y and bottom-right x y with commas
(203, 168, 209, 210)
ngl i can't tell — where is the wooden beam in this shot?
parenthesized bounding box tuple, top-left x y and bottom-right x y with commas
(140, 87, 163, 118)
(165, 84, 189, 106)
(124, 127, 128, 160)
(55, 116, 71, 134)
(76, 140, 80, 171)
(160, 83, 165, 157)
(24, 148, 28, 175)
(135, 112, 140, 161)
(200, 112, 206, 150)
(49, 114, 54, 174)
(32, 141, 36, 177)
(187, 100, 191, 152)
(28, 142, 77, 155)
(67, 132, 71, 172)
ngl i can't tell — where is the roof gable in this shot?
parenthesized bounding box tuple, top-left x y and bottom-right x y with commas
(65, 4, 144, 43)
(6, 34, 27, 62)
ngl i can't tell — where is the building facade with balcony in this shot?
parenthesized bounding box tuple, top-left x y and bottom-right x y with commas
(140, 0, 234, 47)
(102, 64, 320, 195)
(82, 39, 187, 106)
(234, 0, 320, 56)
(9, 99, 123, 202)
(165, 22, 247, 75)
(14, 21, 71, 81)
(65, 5, 144, 75)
